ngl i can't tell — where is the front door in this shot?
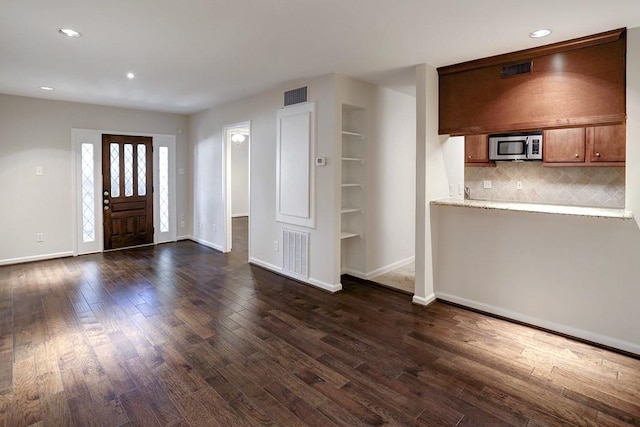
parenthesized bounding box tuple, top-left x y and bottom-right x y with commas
(102, 134, 153, 250)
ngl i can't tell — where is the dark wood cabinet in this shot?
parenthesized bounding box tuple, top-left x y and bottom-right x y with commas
(465, 134, 488, 162)
(543, 128, 585, 163)
(464, 134, 494, 167)
(438, 29, 626, 136)
(588, 124, 625, 163)
(543, 123, 625, 166)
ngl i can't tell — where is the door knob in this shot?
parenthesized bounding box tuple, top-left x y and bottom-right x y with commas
(103, 199, 109, 205)
(596, 152, 601, 157)
(104, 206, 109, 210)
(104, 191, 109, 196)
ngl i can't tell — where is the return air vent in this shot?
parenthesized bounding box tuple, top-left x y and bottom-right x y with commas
(284, 86, 308, 106)
(282, 228, 309, 278)
(501, 61, 533, 78)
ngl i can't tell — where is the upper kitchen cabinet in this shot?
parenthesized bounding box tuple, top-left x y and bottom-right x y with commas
(588, 123, 626, 163)
(438, 29, 626, 135)
(543, 123, 625, 166)
(464, 134, 494, 166)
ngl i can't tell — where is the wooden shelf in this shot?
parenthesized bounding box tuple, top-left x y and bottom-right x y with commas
(340, 231, 360, 240)
(341, 130, 363, 137)
(341, 208, 361, 214)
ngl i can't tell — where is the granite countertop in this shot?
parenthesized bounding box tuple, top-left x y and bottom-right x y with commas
(431, 198, 633, 220)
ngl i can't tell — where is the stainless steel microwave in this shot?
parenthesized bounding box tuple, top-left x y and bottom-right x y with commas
(488, 132, 543, 161)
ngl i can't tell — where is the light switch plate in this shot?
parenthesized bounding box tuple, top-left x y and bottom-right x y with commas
(483, 180, 492, 189)
(36, 166, 43, 176)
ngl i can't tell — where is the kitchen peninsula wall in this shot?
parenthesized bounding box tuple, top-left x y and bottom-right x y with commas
(465, 163, 624, 208)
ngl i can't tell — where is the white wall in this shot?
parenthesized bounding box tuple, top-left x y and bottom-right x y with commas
(0, 94, 189, 264)
(367, 86, 416, 276)
(414, 64, 451, 305)
(231, 135, 249, 217)
(430, 27, 640, 354)
(189, 75, 340, 290)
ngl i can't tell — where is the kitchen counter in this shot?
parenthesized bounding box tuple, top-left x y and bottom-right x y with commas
(431, 198, 633, 220)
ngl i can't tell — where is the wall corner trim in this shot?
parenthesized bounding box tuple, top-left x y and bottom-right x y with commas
(189, 237, 223, 252)
(412, 293, 436, 306)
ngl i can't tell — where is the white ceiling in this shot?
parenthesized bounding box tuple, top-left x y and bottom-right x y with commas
(1, 0, 639, 114)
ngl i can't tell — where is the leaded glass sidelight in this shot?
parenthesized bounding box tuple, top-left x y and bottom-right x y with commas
(159, 146, 169, 232)
(138, 144, 146, 196)
(110, 143, 120, 197)
(81, 143, 95, 242)
(124, 144, 134, 197)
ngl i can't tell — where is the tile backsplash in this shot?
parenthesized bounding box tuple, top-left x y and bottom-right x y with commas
(465, 162, 625, 208)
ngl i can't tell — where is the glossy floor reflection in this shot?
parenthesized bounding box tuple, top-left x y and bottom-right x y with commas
(1, 229, 639, 426)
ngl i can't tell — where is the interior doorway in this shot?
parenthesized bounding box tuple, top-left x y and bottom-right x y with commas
(223, 122, 250, 257)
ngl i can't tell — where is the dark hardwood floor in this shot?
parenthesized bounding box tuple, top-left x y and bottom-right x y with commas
(1, 217, 639, 426)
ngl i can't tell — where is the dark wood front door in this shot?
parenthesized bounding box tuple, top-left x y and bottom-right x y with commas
(102, 134, 153, 250)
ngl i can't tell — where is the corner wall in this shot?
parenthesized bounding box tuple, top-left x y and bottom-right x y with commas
(0, 94, 189, 264)
(188, 75, 340, 290)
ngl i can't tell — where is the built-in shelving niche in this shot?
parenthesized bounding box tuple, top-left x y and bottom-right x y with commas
(340, 104, 366, 276)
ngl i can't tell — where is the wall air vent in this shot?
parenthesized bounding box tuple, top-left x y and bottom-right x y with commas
(282, 228, 309, 279)
(284, 86, 308, 106)
(501, 61, 533, 78)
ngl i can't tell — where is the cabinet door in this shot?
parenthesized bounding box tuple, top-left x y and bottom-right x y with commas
(465, 134, 489, 163)
(588, 124, 625, 162)
(543, 128, 585, 163)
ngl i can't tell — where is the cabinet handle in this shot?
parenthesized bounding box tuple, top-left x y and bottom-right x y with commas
(596, 152, 601, 157)
(468, 155, 472, 159)
(575, 153, 579, 158)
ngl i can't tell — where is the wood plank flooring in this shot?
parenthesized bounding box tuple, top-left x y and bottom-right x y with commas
(1, 218, 639, 426)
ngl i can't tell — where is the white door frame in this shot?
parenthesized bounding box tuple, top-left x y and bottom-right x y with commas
(71, 128, 178, 255)
(222, 121, 251, 255)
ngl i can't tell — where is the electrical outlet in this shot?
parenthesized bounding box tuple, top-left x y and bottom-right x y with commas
(516, 181, 523, 190)
(273, 240, 279, 251)
(449, 184, 454, 197)
(36, 233, 43, 242)
(36, 166, 43, 176)
(180, 221, 185, 228)
(458, 183, 463, 195)
(483, 180, 492, 189)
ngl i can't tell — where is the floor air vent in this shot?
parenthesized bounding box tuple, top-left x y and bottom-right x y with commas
(284, 86, 308, 106)
(282, 229, 309, 278)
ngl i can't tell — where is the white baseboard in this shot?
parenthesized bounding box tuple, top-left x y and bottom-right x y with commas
(189, 236, 223, 252)
(177, 235, 191, 241)
(412, 293, 436, 306)
(249, 257, 342, 293)
(367, 256, 415, 279)
(232, 213, 248, 218)
(0, 251, 75, 266)
(436, 292, 640, 356)
(308, 278, 342, 293)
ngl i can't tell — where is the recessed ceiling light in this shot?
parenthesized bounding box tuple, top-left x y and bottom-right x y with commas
(530, 29, 552, 38)
(126, 72, 135, 79)
(39, 86, 55, 91)
(58, 28, 82, 38)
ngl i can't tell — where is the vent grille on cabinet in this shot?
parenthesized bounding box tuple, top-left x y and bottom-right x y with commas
(501, 61, 533, 78)
(284, 86, 308, 106)
(282, 228, 309, 278)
